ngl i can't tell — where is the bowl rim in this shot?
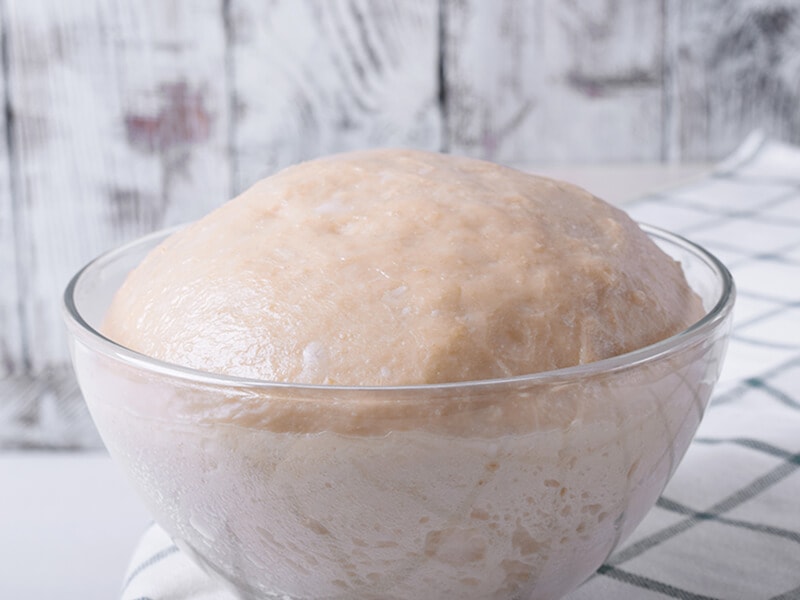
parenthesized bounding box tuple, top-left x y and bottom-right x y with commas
(63, 223, 735, 393)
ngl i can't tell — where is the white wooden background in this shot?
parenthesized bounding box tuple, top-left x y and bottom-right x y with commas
(1, 0, 798, 449)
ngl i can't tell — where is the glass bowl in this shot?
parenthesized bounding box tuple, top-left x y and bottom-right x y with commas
(63, 224, 734, 600)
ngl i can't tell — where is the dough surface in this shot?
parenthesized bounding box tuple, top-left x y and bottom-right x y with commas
(103, 149, 703, 385)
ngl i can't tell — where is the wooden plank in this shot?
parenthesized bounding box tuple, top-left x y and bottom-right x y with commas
(1, 0, 229, 448)
(0, 6, 24, 380)
(667, 0, 800, 161)
(0, 368, 101, 449)
(443, 0, 666, 163)
(6, 0, 231, 373)
(228, 0, 442, 192)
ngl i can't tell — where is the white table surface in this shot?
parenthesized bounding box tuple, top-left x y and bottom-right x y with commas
(0, 452, 151, 599)
(0, 163, 712, 600)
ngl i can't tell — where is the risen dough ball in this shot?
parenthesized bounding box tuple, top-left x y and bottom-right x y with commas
(103, 149, 703, 385)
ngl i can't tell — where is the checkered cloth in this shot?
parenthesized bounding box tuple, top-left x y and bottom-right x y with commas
(120, 134, 800, 600)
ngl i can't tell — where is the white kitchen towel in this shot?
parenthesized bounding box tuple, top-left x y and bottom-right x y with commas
(120, 133, 800, 600)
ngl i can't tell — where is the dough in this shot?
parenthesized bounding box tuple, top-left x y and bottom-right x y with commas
(103, 148, 703, 385)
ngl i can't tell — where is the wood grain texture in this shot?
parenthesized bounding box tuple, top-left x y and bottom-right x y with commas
(228, 0, 442, 192)
(6, 0, 230, 373)
(0, 368, 100, 449)
(0, 4, 24, 381)
(1, 0, 229, 447)
(667, 0, 800, 160)
(443, 0, 666, 163)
